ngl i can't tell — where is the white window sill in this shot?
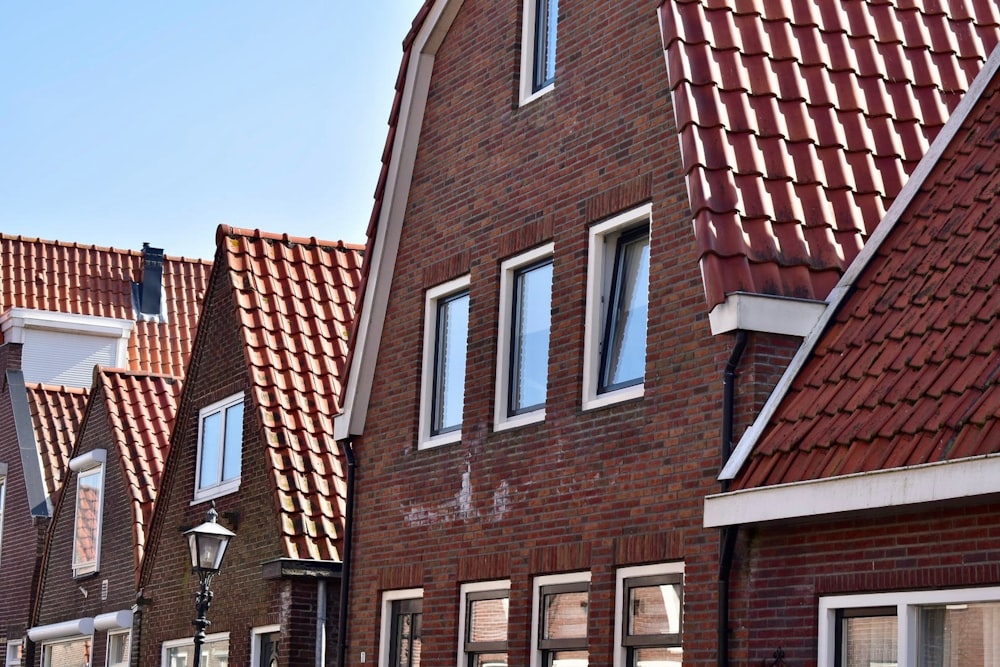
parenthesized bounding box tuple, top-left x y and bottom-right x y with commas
(192, 478, 241, 504)
(419, 429, 462, 450)
(494, 409, 545, 433)
(583, 383, 644, 412)
(519, 83, 554, 107)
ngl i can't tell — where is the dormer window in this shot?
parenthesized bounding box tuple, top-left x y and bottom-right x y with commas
(194, 394, 244, 502)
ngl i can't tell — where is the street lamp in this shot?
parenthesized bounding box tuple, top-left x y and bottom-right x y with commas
(184, 503, 235, 667)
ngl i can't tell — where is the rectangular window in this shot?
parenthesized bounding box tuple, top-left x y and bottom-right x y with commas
(819, 587, 1000, 667)
(583, 205, 651, 411)
(106, 631, 130, 667)
(250, 625, 280, 667)
(419, 276, 470, 448)
(42, 637, 92, 667)
(162, 633, 229, 667)
(69, 450, 106, 577)
(520, 0, 559, 103)
(614, 563, 683, 667)
(194, 393, 244, 501)
(495, 245, 553, 431)
(459, 581, 511, 667)
(532, 573, 590, 667)
(380, 589, 423, 667)
(5, 640, 23, 667)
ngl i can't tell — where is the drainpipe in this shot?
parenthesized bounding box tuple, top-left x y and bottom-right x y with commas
(317, 579, 327, 667)
(719, 330, 748, 667)
(337, 438, 357, 667)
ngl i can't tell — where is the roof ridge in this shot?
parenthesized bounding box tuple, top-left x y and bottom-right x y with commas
(23, 382, 91, 395)
(217, 224, 366, 252)
(94, 367, 183, 382)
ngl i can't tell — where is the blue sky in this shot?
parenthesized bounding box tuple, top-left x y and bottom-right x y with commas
(0, 2, 424, 259)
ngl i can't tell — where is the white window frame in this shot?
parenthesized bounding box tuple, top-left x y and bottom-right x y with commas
(5, 639, 23, 667)
(613, 562, 684, 667)
(70, 450, 106, 578)
(495, 245, 553, 432)
(193, 393, 245, 503)
(41, 635, 93, 667)
(530, 571, 591, 667)
(582, 204, 651, 411)
(818, 585, 1000, 667)
(106, 630, 130, 667)
(161, 632, 229, 667)
(419, 276, 471, 449)
(458, 580, 511, 667)
(250, 624, 280, 667)
(379, 588, 424, 667)
(519, 0, 558, 105)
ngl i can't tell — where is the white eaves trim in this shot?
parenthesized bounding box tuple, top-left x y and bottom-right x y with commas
(335, 0, 467, 442)
(705, 453, 1000, 527)
(708, 293, 826, 337)
(717, 44, 1000, 483)
(0, 308, 134, 341)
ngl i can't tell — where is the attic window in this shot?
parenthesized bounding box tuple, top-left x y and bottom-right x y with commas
(194, 393, 245, 502)
(69, 449, 106, 577)
(131, 244, 168, 322)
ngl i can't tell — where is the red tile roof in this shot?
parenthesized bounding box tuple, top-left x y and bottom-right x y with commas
(219, 226, 364, 561)
(659, 0, 1000, 308)
(26, 383, 89, 499)
(732, 58, 1000, 490)
(97, 369, 181, 582)
(0, 234, 211, 377)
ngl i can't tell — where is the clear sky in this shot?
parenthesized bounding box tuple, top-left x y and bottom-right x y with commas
(0, 1, 424, 260)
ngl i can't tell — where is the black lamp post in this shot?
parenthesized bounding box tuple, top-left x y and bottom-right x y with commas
(184, 503, 235, 667)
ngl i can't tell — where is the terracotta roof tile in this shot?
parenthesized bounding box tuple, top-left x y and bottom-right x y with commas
(734, 67, 1000, 489)
(219, 226, 363, 562)
(26, 384, 89, 499)
(660, 0, 1000, 307)
(96, 369, 181, 582)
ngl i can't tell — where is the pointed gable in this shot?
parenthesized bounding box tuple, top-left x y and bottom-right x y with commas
(659, 1, 1000, 308)
(220, 226, 364, 561)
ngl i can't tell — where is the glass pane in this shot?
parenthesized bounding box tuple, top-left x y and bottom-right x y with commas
(548, 650, 587, 667)
(108, 632, 129, 665)
(199, 411, 222, 488)
(918, 602, 1000, 667)
(472, 653, 508, 667)
(544, 590, 589, 640)
(843, 615, 897, 667)
(73, 468, 101, 570)
(601, 231, 649, 390)
(258, 631, 279, 667)
(534, 0, 559, 89)
(631, 646, 682, 667)
(629, 583, 681, 636)
(469, 596, 510, 643)
(391, 600, 423, 667)
(222, 401, 244, 482)
(510, 260, 551, 414)
(432, 291, 469, 434)
(42, 638, 91, 667)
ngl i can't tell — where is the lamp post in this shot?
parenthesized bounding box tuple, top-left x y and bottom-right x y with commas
(183, 503, 235, 667)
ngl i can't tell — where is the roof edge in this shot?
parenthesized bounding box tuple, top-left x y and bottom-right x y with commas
(261, 557, 343, 580)
(215, 224, 365, 252)
(719, 42, 1000, 483)
(8, 369, 53, 516)
(708, 292, 826, 337)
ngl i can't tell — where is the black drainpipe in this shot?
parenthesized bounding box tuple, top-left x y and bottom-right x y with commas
(719, 330, 748, 667)
(337, 438, 357, 667)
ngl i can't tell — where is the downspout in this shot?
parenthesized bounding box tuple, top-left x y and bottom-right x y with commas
(317, 579, 327, 667)
(337, 438, 357, 667)
(719, 330, 748, 667)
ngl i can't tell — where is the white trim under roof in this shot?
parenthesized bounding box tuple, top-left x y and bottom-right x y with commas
(717, 43, 1000, 483)
(708, 293, 826, 336)
(0, 308, 134, 342)
(705, 453, 1000, 528)
(335, 0, 467, 441)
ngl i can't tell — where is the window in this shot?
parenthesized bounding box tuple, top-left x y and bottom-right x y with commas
(419, 276, 470, 448)
(614, 563, 683, 667)
(531, 572, 590, 667)
(495, 245, 553, 431)
(250, 625, 280, 667)
(0, 470, 6, 568)
(380, 589, 423, 667)
(42, 637, 92, 667)
(583, 205, 651, 411)
(819, 586, 1000, 667)
(520, 0, 559, 102)
(106, 631, 129, 667)
(162, 633, 229, 667)
(194, 394, 244, 501)
(5, 640, 23, 667)
(459, 581, 511, 667)
(70, 450, 106, 577)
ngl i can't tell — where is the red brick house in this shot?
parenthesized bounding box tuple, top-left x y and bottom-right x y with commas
(704, 46, 1000, 667)
(138, 227, 362, 667)
(0, 237, 209, 666)
(28, 369, 180, 667)
(334, 1, 1000, 667)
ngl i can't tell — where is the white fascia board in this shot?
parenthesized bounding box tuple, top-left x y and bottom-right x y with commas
(718, 45, 1000, 482)
(335, 0, 466, 441)
(0, 308, 134, 342)
(708, 292, 826, 336)
(705, 453, 1000, 527)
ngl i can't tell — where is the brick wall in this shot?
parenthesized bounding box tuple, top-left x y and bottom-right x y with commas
(343, 2, 798, 666)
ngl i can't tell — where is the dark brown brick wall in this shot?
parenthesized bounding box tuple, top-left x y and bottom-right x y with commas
(343, 2, 795, 666)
